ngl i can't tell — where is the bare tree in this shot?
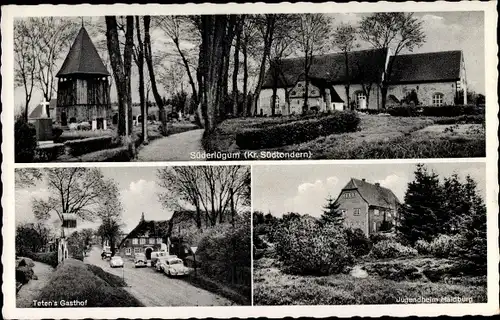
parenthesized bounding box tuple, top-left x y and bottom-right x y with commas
(293, 13, 332, 113)
(144, 16, 168, 135)
(133, 16, 148, 144)
(14, 19, 38, 120)
(32, 168, 118, 225)
(333, 23, 359, 110)
(157, 166, 250, 227)
(359, 13, 426, 109)
(240, 18, 259, 116)
(32, 18, 80, 103)
(232, 15, 245, 117)
(15, 168, 43, 189)
(96, 181, 123, 255)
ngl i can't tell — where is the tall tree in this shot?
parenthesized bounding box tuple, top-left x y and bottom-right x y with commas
(14, 19, 39, 120)
(144, 16, 168, 136)
(359, 13, 426, 109)
(293, 14, 331, 112)
(319, 195, 344, 227)
(397, 164, 446, 244)
(232, 15, 245, 117)
(133, 16, 148, 144)
(240, 18, 258, 116)
(333, 23, 359, 110)
(96, 182, 123, 256)
(32, 168, 117, 224)
(253, 14, 277, 116)
(157, 166, 250, 227)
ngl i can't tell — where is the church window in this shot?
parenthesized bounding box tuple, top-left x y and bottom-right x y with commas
(432, 93, 444, 106)
(132, 238, 138, 245)
(354, 208, 361, 216)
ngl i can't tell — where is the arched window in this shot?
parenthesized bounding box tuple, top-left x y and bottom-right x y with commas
(355, 91, 366, 108)
(432, 93, 444, 106)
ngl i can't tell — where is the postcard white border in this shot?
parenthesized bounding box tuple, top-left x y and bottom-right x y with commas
(2, 1, 499, 319)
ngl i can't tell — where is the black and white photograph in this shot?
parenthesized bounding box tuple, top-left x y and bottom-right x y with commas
(14, 166, 251, 307)
(252, 163, 487, 305)
(13, 11, 485, 162)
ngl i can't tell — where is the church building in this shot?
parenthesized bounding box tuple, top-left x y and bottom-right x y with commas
(55, 25, 111, 129)
(258, 49, 468, 116)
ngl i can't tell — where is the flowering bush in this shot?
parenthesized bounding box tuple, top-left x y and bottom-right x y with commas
(414, 239, 432, 255)
(429, 234, 462, 258)
(274, 217, 354, 275)
(369, 240, 418, 259)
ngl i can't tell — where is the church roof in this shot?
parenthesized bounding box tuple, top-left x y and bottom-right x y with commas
(29, 99, 57, 118)
(56, 26, 110, 77)
(262, 48, 388, 88)
(388, 50, 462, 84)
(341, 178, 400, 208)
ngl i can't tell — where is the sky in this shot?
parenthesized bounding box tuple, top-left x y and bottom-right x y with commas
(14, 11, 485, 115)
(252, 162, 486, 218)
(15, 167, 172, 234)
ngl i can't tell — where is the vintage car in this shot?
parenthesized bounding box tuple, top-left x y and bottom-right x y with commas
(163, 257, 190, 277)
(134, 253, 147, 268)
(109, 256, 124, 268)
(150, 251, 168, 268)
(155, 255, 178, 272)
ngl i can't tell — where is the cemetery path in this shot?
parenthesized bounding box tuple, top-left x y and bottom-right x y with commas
(135, 129, 205, 161)
(85, 247, 233, 307)
(16, 261, 54, 307)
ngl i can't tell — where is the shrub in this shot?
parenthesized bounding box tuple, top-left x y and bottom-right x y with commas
(36, 259, 143, 307)
(16, 265, 35, 284)
(52, 126, 63, 140)
(196, 214, 251, 301)
(414, 239, 432, 255)
(345, 228, 372, 257)
(369, 240, 418, 259)
(36, 143, 64, 162)
(433, 114, 485, 125)
(429, 234, 462, 258)
(22, 251, 58, 268)
(274, 217, 354, 275)
(86, 264, 126, 287)
(387, 106, 419, 117)
(15, 117, 37, 162)
(235, 111, 360, 149)
(64, 136, 113, 156)
(369, 232, 403, 245)
(387, 105, 484, 118)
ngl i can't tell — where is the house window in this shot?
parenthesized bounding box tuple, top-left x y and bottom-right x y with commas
(149, 238, 155, 244)
(134, 248, 141, 254)
(355, 91, 366, 108)
(157, 238, 163, 244)
(354, 208, 361, 216)
(432, 93, 444, 106)
(270, 95, 280, 107)
(132, 238, 138, 245)
(373, 222, 377, 232)
(374, 209, 379, 216)
(344, 192, 355, 199)
(125, 248, 131, 255)
(139, 238, 146, 244)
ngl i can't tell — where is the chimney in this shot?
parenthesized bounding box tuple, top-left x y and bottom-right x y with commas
(375, 182, 380, 187)
(362, 178, 366, 182)
(141, 212, 145, 221)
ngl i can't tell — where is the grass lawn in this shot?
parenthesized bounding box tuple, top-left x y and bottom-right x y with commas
(205, 113, 485, 159)
(35, 259, 143, 307)
(253, 257, 487, 305)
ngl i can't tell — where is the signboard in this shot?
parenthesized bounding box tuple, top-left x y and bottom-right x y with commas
(190, 247, 198, 254)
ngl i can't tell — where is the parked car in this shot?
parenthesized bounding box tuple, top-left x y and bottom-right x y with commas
(164, 257, 190, 277)
(150, 251, 167, 268)
(155, 255, 178, 272)
(109, 256, 124, 268)
(134, 253, 147, 268)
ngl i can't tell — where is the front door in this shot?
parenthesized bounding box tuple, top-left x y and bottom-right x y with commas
(61, 112, 67, 126)
(145, 247, 152, 260)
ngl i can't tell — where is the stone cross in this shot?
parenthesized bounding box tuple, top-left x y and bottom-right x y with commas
(40, 99, 50, 118)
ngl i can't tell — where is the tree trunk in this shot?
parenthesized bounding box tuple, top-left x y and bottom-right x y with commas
(242, 38, 249, 117)
(144, 16, 168, 136)
(135, 16, 148, 144)
(174, 38, 198, 107)
(105, 17, 127, 136)
(232, 17, 243, 117)
(303, 55, 311, 113)
(271, 59, 279, 116)
(344, 52, 351, 110)
(124, 17, 134, 137)
(253, 16, 275, 116)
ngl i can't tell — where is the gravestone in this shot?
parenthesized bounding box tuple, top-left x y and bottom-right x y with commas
(31, 100, 54, 141)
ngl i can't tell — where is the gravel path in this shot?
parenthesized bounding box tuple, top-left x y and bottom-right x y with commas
(16, 261, 54, 308)
(85, 247, 233, 307)
(135, 129, 205, 161)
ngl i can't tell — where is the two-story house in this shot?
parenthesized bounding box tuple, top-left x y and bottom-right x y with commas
(335, 178, 400, 236)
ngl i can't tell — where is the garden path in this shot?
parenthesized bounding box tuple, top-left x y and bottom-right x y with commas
(135, 129, 205, 161)
(16, 261, 54, 307)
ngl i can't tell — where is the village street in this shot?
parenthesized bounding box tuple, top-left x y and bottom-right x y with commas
(135, 129, 205, 161)
(84, 246, 233, 307)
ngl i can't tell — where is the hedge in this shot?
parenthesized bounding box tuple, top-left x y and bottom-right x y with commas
(15, 117, 37, 162)
(35, 143, 65, 162)
(23, 251, 59, 268)
(64, 136, 114, 156)
(236, 111, 360, 149)
(387, 105, 484, 117)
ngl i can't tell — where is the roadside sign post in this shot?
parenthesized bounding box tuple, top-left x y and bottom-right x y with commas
(191, 247, 198, 278)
